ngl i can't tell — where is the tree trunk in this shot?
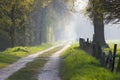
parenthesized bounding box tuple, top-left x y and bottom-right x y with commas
(10, 26, 15, 47)
(93, 14, 108, 47)
(10, 4, 16, 47)
(40, 7, 47, 44)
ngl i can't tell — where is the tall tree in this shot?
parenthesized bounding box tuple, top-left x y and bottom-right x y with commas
(64, 0, 107, 46)
(87, 0, 107, 47)
(87, 0, 120, 47)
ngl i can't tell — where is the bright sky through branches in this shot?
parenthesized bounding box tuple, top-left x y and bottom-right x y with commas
(74, 0, 88, 11)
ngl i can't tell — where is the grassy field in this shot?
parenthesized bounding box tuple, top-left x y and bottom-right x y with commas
(60, 44, 120, 80)
(0, 43, 54, 68)
(7, 45, 64, 80)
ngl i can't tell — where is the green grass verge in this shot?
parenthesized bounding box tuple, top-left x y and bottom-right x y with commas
(7, 45, 64, 80)
(104, 41, 120, 56)
(103, 42, 120, 71)
(60, 44, 120, 80)
(0, 43, 54, 68)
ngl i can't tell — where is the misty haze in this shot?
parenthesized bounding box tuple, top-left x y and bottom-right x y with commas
(0, 0, 120, 80)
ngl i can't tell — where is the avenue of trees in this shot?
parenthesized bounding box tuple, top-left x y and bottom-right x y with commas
(0, 0, 35, 49)
(0, 0, 71, 50)
(0, 0, 120, 50)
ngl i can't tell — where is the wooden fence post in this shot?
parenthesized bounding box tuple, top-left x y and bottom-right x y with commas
(116, 56, 120, 73)
(100, 52, 106, 67)
(87, 38, 89, 43)
(106, 50, 113, 70)
(92, 43, 96, 57)
(79, 38, 85, 49)
(79, 38, 80, 48)
(111, 44, 117, 72)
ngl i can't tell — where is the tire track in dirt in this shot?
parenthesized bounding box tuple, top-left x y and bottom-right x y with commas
(0, 45, 62, 80)
(38, 43, 71, 80)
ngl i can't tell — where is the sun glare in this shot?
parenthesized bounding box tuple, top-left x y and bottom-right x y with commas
(74, 0, 88, 11)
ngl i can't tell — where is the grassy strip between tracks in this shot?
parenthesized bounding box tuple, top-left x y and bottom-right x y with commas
(60, 43, 120, 80)
(7, 45, 64, 80)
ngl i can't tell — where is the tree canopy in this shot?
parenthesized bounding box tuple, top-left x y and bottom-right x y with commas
(102, 0, 120, 23)
(87, 0, 120, 24)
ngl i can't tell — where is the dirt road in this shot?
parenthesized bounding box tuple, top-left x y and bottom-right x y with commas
(0, 45, 62, 80)
(38, 43, 71, 80)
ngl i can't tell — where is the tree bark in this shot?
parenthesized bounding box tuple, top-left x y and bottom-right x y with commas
(93, 14, 108, 47)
